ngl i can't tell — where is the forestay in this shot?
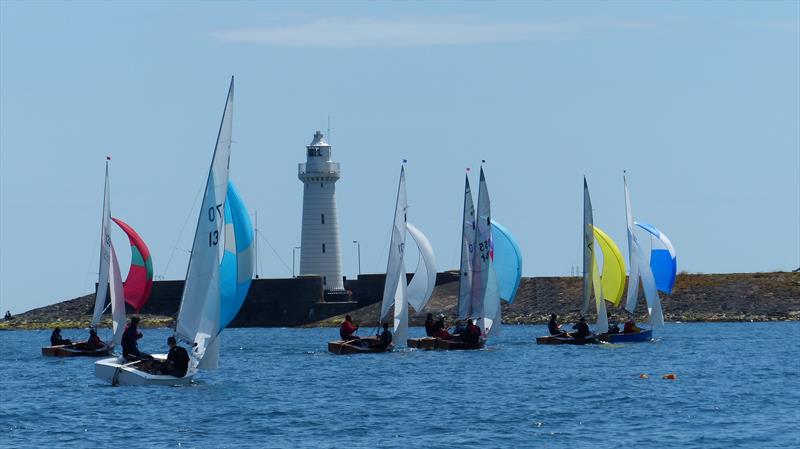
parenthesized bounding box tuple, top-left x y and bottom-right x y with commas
(176, 77, 234, 364)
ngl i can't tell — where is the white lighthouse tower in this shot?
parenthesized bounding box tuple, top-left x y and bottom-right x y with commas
(298, 131, 344, 291)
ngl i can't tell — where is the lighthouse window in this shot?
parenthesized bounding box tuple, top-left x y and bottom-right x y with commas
(322, 243, 326, 253)
(321, 214, 325, 224)
(323, 276, 327, 286)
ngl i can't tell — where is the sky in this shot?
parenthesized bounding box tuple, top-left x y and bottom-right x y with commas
(1, 1, 798, 313)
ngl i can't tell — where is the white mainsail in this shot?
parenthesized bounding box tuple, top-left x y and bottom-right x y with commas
(380, 167, 408, 345)
(457, 175, 475, 320)
(472, 168, 501, 335)
(92, 160, 112, 327)
(623, 176, 664, 326)
(583, 178, 608, 333)
(405, 222, 437, 313)
(176, 77, 234, 364)
(109, 242, 126, 345)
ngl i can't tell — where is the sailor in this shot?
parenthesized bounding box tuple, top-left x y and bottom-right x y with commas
(623, 318, 641, 334)
(85, 328, 103, 350)
(571, 316, 591, 339)
(50, 327, 72, 346)
(548, 314, 568, 337)
(463, 319, 482, 345)
(339, 315, 360, 342)
(121, 316, 151, 361)
(158, 336, 190, 377)
(424, 313, 436, 336)
(4, 310, 11, 320)
(432, 314, 447, 334)
(452, 320, 467, 336)
(434, 324, 455, 340)
(369, 322, 393, 350)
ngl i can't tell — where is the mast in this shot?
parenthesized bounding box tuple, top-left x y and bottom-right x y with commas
(92, 157, 112, 328)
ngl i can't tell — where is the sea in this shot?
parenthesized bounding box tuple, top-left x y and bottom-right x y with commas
(1, 322, 799, 449)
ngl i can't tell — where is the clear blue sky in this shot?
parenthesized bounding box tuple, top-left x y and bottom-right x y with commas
(1, 1, 798, 313)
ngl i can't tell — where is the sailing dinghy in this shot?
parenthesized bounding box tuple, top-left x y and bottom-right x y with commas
(96, 77, 253, 384)
(538, 178, 615, 345)
(409, 168, 520, 350)
(43, 158, 131, 357)
(599, 175, 673, 342)
(329, 166, 437, 355)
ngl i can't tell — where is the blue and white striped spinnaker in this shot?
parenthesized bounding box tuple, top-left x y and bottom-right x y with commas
(634, 221, 676, 294)
(220, 180, 255, 330)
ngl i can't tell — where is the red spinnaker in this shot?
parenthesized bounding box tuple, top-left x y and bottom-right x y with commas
(111, 217, 153, 311)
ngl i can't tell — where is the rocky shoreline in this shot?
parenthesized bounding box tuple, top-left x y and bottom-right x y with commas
(2, 272, 798, 330)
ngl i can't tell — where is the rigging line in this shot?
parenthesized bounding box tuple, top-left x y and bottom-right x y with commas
(161, 178, 206, 279)
(257, 231, 293, 276)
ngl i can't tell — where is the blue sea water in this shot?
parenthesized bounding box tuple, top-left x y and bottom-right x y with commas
(1, 323, 799, 449)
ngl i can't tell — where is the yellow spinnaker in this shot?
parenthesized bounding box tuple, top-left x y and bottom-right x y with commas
(593, 226, 626, 306)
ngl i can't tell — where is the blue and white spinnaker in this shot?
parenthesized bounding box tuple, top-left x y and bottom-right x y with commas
(634, 221, 676, 294)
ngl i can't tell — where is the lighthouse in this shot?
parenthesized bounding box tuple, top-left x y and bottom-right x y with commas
(298, 131, 344, 291)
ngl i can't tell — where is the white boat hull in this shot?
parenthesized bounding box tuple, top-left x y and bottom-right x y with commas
(95, 354, 195, 386)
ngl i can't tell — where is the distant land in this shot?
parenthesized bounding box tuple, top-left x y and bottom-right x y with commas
(1, 272, 798, 330)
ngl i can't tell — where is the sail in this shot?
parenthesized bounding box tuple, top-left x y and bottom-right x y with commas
(592, 226, 626, 306)
(111, 217, 153, 312)
(109, 242, 126, 346)
(457, 175, 475, 320)
(470, 168, 491, 321)
(219, 181, 255, 330)
(582, 178, 593, 316)
(405, 222, 436, 313)
(490, 220, 522, 303)
(380, 167, 407, 331)
(623, 177, 664, 327)
(92, 160, 112, 327)
(583, 178, 608, 332)
(483, 260, 502, 336)
(635, 221, 677, 294)
(176, 77, 234, 363)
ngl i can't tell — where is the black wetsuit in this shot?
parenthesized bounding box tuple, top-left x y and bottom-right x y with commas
(161, 346, 190, 377)
(122, 325, 150, 361)
(424, 317, 435, 336)
(372, 329, 393, 350)
(572, 321, 591, 339)
(50, 331, 71, 346)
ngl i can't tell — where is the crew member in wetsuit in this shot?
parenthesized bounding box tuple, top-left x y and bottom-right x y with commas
(571, 316, 591, 339)
(548, 314, 568, 337)
(369, 322, 393, 350)
(339, 315, 359, 341)
(424, 313, 435, 337)
(452, 320, 467, 337)
(623, 318, 641, 334)
(463, 319, 482, 345)
(159, 336, 190, 377)
(50, 328, 72, 346)
(121, 316, 151, 361)
(85, 328, 103, 350)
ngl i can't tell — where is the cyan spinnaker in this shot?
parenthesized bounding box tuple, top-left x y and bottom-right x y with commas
(490, 220, 522, 304)
(219, 181, 254, 330)
(635, 221, 676, 294)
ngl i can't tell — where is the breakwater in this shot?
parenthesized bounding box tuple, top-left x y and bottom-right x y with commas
(2, 271, 798, 330)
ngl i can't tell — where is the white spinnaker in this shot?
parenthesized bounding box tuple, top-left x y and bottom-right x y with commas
(471, 168, 491, 321)
(457, 175, 475, 320)
(405, 222, 437, 313)
(623, 176, 664, 327)
(176, 78, 233, 363)
(92, 160, 112, 327)
(109, 242, 126, 346)
(380, 167, 407, 332)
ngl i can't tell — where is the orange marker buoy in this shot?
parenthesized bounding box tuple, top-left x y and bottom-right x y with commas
(639, 374, 649, 379)
(662, 373, 677, 380)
